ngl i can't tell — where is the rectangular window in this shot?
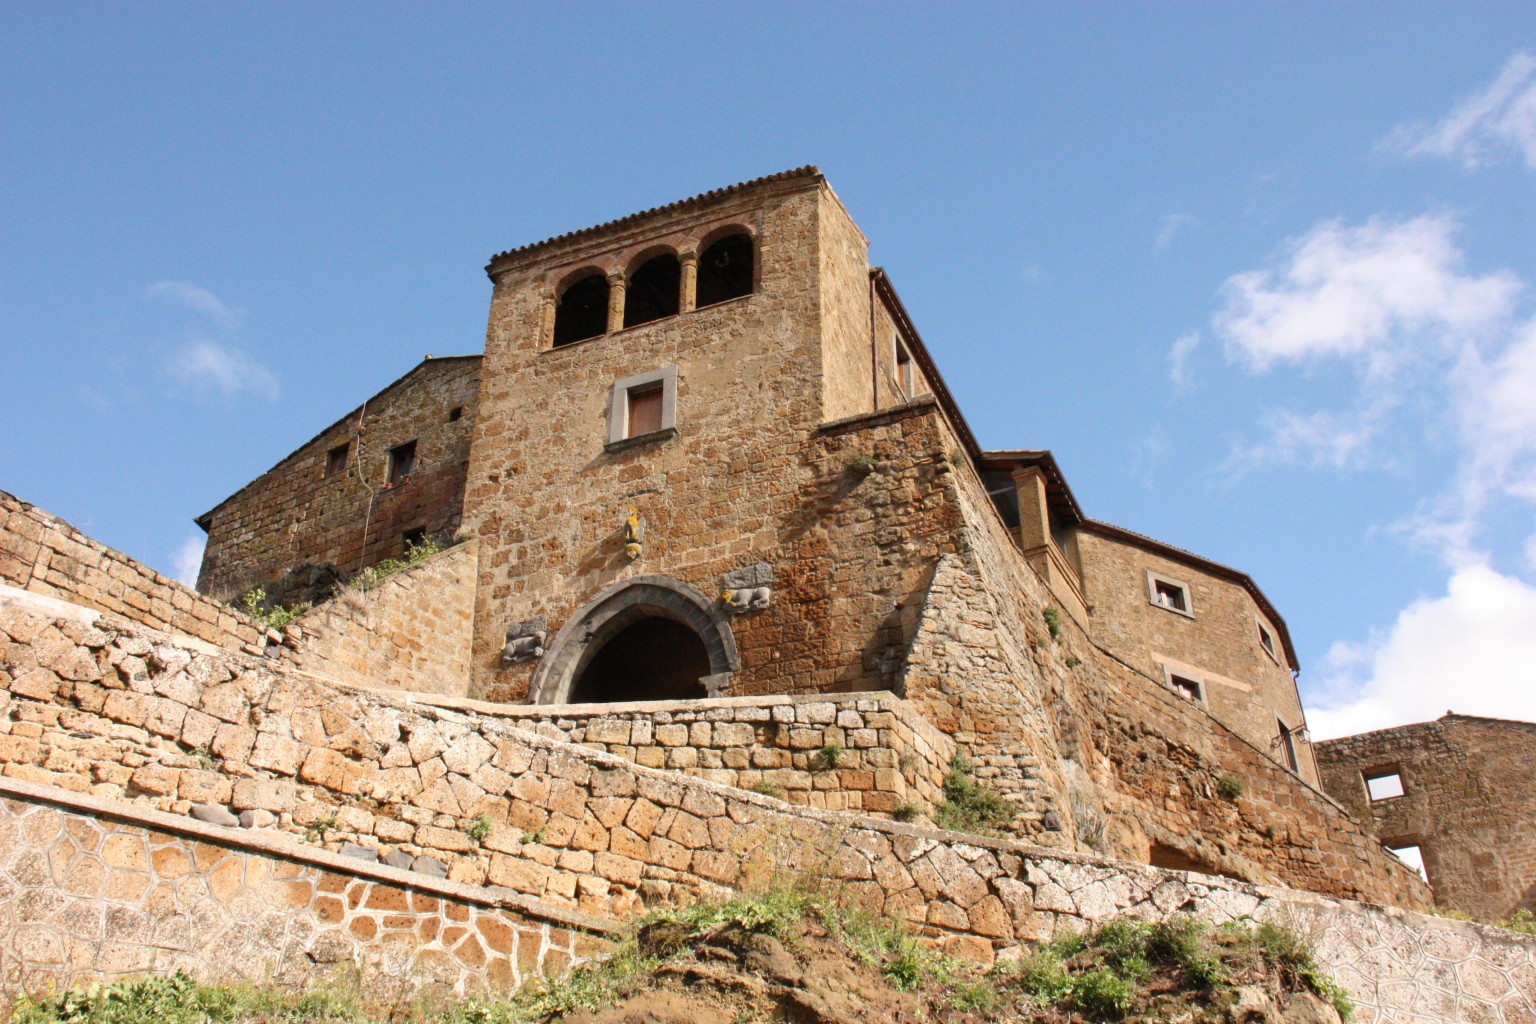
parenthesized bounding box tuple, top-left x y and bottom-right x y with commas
(1276, 718, 1299, 772)
(895, 339, 914, 397)
(1146, 570, 1193, 616)
(1366, 771, 1405, 802)
(326, 443, 349, 477)
(1168, 674, 1203, 704)
(387, 440, 416, 487)
(1387, 843, 1428, 882)
(606, 365, 679, 450)
(1257, 619, 1278, 662)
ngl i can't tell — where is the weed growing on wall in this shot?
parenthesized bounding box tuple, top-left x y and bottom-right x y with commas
(348, 537, 444, 593)
(234, 587, 310, 630)
(933, 752, 1014, 836)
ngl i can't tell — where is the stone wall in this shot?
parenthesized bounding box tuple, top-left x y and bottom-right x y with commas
(1, 602, 1531, 1023)
(0, 491, 266, 654)
(472, 691, 955, 816)
(197, 355, 481, 603)
(0, 777, 607, 1005)
(1317, 715, 1536, 922)
(1076, 525, 1317, 784)
(278, 541, 478, 699)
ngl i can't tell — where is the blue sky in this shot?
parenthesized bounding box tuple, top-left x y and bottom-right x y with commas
(4, 4, 1535, 736)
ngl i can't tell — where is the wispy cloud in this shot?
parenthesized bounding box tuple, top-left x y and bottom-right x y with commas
(1129, 427, 1169, 488)
(1214, 214, 1518, 376)
(1382, 51, 1536, 171)
(1222, 405, 1388, 474)
(146, 280, 242, 331)
(1167, 331, 1200, 390)
(171, 535, 206, 588)
(167, 338, 279, 402)
(1154, 213, 1196, 254)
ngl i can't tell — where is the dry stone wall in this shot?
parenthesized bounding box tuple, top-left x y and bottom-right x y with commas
(277, 541, 478, 699)
(0, 778, 607, 1005)
(0, 491, 267, 654)
(473, 691, 954, 815)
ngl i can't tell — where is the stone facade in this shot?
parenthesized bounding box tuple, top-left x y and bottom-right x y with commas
(1317, 715, 1536, 923)
(196, 355, 481, 603)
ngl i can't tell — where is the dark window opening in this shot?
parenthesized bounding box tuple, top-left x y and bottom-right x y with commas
(623, 254, 681, 328)
(387, 440, 416, 488)
(1169, 674, 1202, 703)
(448, 406, 463, 423)
(1277, 719, 1299, 772)
(570, 616, 710, 703)
(1258, 621, 1277, 659)
(1366, 771, 1405, 802)
(402, 527, 426, 552)
(326, 443, 349, 477)
(696, 234, 753, 307)
(553, 274, 610, 347)
(627, 382, 664, 438)
(1154, 579, 1188, 613)
(896, 340, 914, 396)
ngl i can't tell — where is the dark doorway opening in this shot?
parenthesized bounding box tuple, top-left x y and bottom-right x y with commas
(569, 616, 710, 703)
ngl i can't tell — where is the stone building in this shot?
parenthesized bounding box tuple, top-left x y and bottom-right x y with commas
(1317, 714, 1536, 922)
(176, 166, 1435, 893)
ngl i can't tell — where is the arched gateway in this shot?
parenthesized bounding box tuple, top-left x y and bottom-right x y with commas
(527, 576, 739, 705)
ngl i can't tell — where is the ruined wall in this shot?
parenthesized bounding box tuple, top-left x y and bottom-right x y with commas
(0, 779, 607, 1003)
(1075, 527, 1316, 784)
(0, 491, 266, 654)
(0, 600, 1527, 1024)
(467, 690, 954, 816)
(278, 541, 477, 698)
(197, 356, 481, 603)
(1317, 715, 1536, 923)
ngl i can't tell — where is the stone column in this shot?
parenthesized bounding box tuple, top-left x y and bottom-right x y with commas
(680, 251, 698, 313)
(539, 296, 555, 348)
(607, 272, 626, 334)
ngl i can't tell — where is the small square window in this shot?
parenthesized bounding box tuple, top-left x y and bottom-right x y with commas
(1168, 673, 1203, 704)
(387, 440, 416, 488)
(1146, 571, 1193, 617)
(1366, 771, 1405, 802)
(1387, 842, 1428, 881)
(1257, 619, 1279, 662)
(606, 365, 678, 450)
(326, 443, 349, 477)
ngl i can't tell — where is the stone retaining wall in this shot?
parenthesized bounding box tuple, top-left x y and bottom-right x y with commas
(480, 691, 955, 816)
(1, 598, 1533, 1022)
(0, 491, 267, 654)
(0, 778, 607, 1007)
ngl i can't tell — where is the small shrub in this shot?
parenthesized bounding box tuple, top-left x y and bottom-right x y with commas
(466, 812, 494, 844)
(349, 537, 443, 592)
(520, 827, 546, 845)
(933, 752, 1014, 835)
(845, 454, 878, 474)
(1042, 606, 1063, 640)
(1072, 967, 1135, 1018)
(1065, 654, 1081, 668)
(1500, 908, 1536, 934)
(1217, 773, 1246, 800)
(235, 587, 310, 631)
(750, 780, 784, 799)
(816, 742, 845, 769)
(191, 744, 215, 771)
(891, 802, 922, 822)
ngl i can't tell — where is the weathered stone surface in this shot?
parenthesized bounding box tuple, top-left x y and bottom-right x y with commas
(188, 803, 239, 827)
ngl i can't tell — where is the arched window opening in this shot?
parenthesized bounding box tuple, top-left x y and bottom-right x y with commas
(553, 274, 609, 347)
(623, 254, 681, 328)
(696, 234, 753, 307)
(569, 616, 709, 703)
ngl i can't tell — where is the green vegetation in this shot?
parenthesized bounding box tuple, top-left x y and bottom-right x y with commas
(749, 780, 784, 799)
(236, 587, 311, 631)
(1217, 773, 1246, 800)
(465, 813, 494, 844)
(844, 454, 878, 475)
(815, 742, 845, 770)
(7, 971, 366, 1024)
(1042, 606, 1063, 640)
(932, 751, 1015, 836)
(1501, 908, 1536, 934)
(348, 538, 443, 592)
(890, 801, 922, 822)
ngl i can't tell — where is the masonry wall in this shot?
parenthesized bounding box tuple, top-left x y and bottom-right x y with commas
(1316, 715, 1536, 923)
(0, 490, 266, 654)
(277, 541, 478, 698)
(0, 780, 607, 1005)
(0, 600, 1528, 1024)
(1075, 527, 1316, 784)
(197, 356, 481, 603)
(817, 184, 876, 423)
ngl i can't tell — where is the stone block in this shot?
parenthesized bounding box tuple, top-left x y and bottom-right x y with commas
(189, 803, 239, 827)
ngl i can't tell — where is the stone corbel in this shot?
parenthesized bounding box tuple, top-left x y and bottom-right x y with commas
(501, 617, 548, 666)
(721, 586, 771, 614)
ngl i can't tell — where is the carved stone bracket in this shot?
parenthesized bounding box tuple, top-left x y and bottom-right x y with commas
(501, 617, 548, 666)
(721, 587, 771, 614)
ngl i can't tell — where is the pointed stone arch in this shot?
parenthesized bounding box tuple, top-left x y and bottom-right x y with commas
(528, 575, 739, 705)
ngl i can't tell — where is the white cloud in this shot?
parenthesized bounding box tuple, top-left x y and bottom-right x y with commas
(1307, 563, 1536, 738)
(167, 338, 279, 402)
(1154, 213, 1196, 254)
(1167, 331, 1200, 390)
(1129, 427, 1169, 488)
(1383, 51, 1536, 170)
(1223, 405, 1387, 473)
(146, 281, 242, 331)
(171, 535, 206, 588)
(1214, 214, 1519, 375)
